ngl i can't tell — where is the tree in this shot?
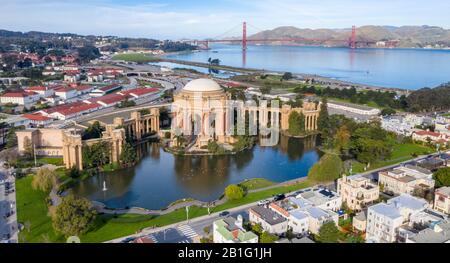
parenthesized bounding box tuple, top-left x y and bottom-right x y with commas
(22, 136, 33, 159)
(120, 142, 137, 166)
(317, 222, 340, 243)
(52, 195, 97, 237)
(381, 108, 396, 116)
(5, 127, 20, 148)
(433, 167, 450, 187)
(317, 97, 330, 135)
(308, 154, 343, 182)
(66, 165, 80, 179)
(260, 231, 279, 243)
(82, 121, 104, 140)
(288, 111, 305, 136)
(286, 227, 295, 241)
(224, 184, 245, 200)
(32, 168, 57, 193)
(251, 223, 263, 236)
(281, 72, 293, 81)
(335, 125, 351, 151)
(82, 141, 111, 168)
(77, 46, 101, 63)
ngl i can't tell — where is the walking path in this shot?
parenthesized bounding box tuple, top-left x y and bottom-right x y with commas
(93, 176, 312, 216)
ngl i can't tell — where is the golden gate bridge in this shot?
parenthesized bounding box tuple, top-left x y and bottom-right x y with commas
(184, 22, 375, 50)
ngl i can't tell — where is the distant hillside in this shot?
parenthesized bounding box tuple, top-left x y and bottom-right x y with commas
(249, 25, 450, 48)
(405, 82, 450, 112)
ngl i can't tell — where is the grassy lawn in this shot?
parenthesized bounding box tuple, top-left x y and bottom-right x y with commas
(352, 143, 433, 173)
(37, 157, 64, 166)
(112, 53, 160, 63)
(238, 178, 275, 190)
(15, 176, 64, 243)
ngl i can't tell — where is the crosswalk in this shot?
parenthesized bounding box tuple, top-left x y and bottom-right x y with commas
(178, 239, 191, 243)
(177, 225, 198, 239)
(147, 234, 158, 243)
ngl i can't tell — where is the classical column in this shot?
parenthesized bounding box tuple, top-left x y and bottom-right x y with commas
(77, 145, 83, 170)
(63, 145, 70, 169)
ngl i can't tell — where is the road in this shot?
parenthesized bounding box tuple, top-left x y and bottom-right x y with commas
(0, 162, 18, 243)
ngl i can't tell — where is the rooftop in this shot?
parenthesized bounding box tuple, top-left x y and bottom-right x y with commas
(369, 203, 402, 220)
(387, 194, 428, 211)
(409, 221, 450, 243)
(297, 188, 339, 207)
(214, 217, 258, 242)
(250, 205, 287, 225)
(436, 187, 450, 196)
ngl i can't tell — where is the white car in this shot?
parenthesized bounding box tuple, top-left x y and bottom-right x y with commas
(257, 200, 270, 206)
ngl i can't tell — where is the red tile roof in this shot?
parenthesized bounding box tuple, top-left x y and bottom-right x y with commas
(55, 87, 76, 93)
(415, 130, 440, 137)
(55, 102, 100, 117)
(86, 93, 127, 105)
(27, 86, 49, 91)
(1, 91, 34, 98)
(22, 113, 52, 121)
(99, 84, 120, 92)
(119, 88, 158, 97)
(73, 85, 93, 92)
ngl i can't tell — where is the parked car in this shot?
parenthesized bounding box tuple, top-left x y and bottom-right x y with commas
(273, 194, 286, 202)
(219, 211, 230, 217)
(257, 199, 270, 206)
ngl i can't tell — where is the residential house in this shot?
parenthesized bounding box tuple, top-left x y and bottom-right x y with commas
(434, 187, 450, 215)
(378, 165, 435, 196)
(213, 216, 258, 243)
(249, 205, 288, 235)
(337, 174, 379, 211)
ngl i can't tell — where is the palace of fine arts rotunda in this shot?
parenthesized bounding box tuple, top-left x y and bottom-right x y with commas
(170, 78, 321, 152)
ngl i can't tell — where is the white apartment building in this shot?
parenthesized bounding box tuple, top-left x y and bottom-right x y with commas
(378, 165, 435, 195)
(26, 86, 55, 98)
(337, 174, 379, 211)
(213, 215, 258, 243)
(296, 188, 342, 212)
(54, 87, 78, 100)
(434, 187, 450, 215)
(366, 194, 428, 243)
(327, 101, 381, 116)
(0, 91, 40, 106)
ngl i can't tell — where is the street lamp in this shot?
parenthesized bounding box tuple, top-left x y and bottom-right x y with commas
(186, 205, 190, 222)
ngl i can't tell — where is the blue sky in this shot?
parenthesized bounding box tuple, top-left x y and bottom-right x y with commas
(1, 0, 449, 39)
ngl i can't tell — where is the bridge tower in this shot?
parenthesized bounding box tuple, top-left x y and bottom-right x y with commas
(242, 22, 247, 51)
(350, 25, 356, 49)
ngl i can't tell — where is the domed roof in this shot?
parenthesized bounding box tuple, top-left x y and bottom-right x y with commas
(183, 78, 223, 92)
